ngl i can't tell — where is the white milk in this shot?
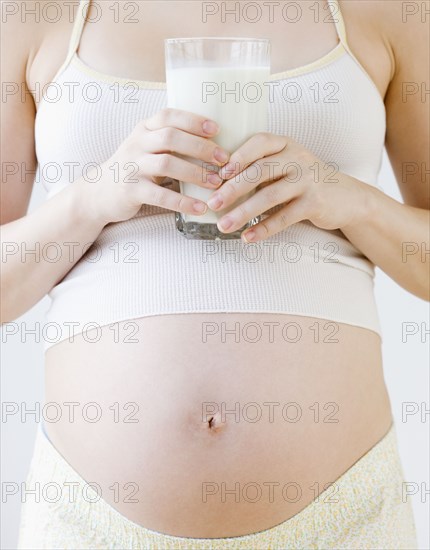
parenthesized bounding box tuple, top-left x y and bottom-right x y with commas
(166, 66, 269, 223)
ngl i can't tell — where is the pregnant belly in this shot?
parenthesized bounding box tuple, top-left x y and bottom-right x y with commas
(44, 313, 392, 538)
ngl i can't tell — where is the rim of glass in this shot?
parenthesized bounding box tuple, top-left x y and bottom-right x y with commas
(165, 37, 270, 44)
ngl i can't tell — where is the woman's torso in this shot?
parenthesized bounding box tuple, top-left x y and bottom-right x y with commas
(30, 0, 393, 537)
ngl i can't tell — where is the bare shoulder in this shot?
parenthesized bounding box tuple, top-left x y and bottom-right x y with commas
(341, 0, 428, 25)
(1, 0, 74, 48)
(357, 0, 430, 207)
(342, 0, 429, 57)
(1, 1, 41, 72)
(1, 0, 77, 87)
(339, 0, 428, 97)
(368, 0, 430, 87)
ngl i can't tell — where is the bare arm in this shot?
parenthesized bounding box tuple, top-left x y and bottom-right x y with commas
(0, 9, 227, 322)
(341, 1, 430, 300)
(0, 13, 106, 321)
(204, 1, 429, 302)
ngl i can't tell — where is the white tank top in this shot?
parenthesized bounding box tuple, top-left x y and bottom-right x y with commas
(36, 0, 386, 349)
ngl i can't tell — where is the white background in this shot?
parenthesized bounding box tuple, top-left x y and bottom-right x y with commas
(1, 150, 429, 549)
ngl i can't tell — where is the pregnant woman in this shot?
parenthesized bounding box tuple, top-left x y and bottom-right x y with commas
(2, 0, 428, 548)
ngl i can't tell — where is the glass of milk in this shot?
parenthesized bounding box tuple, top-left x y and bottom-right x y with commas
(165, 38, 270, 240)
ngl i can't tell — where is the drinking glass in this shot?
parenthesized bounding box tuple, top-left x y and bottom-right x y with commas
(165, 37, 270, 240)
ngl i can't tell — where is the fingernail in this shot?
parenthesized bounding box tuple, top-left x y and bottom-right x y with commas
(213, 148, 229, 164)
(193, 201, 207, 214)
(207, 173, 222, 186)
(219, 216, 234, 231)
(202, 120, 219, 135)
(207, 193, 223, 211)
(242, 230, 256, 242)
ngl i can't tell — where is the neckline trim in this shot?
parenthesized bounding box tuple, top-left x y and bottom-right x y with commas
(71, 42, 346, 89)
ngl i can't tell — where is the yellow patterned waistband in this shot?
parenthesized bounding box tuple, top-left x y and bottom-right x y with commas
(18, 424, 417, 549)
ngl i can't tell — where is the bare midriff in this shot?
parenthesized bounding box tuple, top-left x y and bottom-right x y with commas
(44, 312, 392, 538)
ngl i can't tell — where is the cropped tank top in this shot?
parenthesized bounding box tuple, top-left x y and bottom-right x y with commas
(36, 0, 386, 349)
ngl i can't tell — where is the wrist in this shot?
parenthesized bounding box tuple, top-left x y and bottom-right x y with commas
(70, 173, 109, 231)
(341, 176, 379, 231)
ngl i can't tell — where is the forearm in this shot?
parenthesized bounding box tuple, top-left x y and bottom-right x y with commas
(1, 178, 105, 322)
(342, 180, 430, 300)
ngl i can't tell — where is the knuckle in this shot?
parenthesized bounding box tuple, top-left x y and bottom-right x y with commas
(258, 220, 270, 237)
(194, 137, 208, 156)
(204, 141, 216, 158)
(177, 195, 188, 212)
(160, 127, 176, 146)
(308, 190, 323, 217)
(263, 184, 281, 205)
(136, 119, 147, 132)
(183, 114, 195, 131)
(296, 148, 312, 166)
(246, 161, 263, 181)
(192, 164, 204, 182)
(155, 153, 172, 174)
(236, 202, 249, 220)
(256, 132, 272, 146)
(116, 139, 131, 158)
(279, 210, 290, 228)
(139, 152, 150, 168)
(149, 185, 167, 207)
(278, 135, 289, 150)
(293, 167, 306, 186)
(137, 179, 151, 199)
(222, 180, 238, 200)
(125, 135, 141, 155)
(163, 107, 174, 116)
(233, 152, 244, 168)
(159, 107, 173, 124)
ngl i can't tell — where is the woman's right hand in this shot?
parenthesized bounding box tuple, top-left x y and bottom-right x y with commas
(83, 108, 230, 225)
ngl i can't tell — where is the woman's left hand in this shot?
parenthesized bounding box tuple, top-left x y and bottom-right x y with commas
(207, 133, 372, 242)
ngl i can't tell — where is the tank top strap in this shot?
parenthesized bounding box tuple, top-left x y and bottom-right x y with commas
(327, 0, 349, 50)
(47, 0, 90, 85)
(326, 0, 383, 100)
(65, 0, 91, 63)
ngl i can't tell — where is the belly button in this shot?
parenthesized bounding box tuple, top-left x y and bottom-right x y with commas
(206, 412, 224, 434)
